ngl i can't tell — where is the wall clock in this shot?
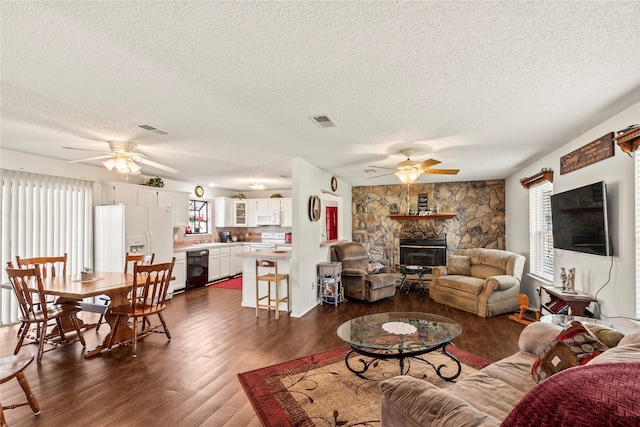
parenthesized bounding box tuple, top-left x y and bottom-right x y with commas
(308, 195, 321, 221)
(331, 176, 338, 192)
(194, 185, 204, 198)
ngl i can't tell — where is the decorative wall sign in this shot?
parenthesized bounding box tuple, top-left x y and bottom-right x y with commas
(560, 132, 614, 175)
(308, 195, 321, 221)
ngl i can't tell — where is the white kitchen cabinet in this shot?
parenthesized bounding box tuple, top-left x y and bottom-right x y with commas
(246, 200, 257, 227)
(171, 252, 186, 294)
(220, 246, 231, 278)
(172, 193, 189, 227)
(233, 200, 247, 226)
(101, 181, 189, 228)
(208, 248, 221, 282)
(138, 187, 158, 206)
(156, 191, 173, 207)
(255, 198, 282, 212)
(214, 197, 234, 227)
(102, 182, 137, 205)
(281, 198, 293, 227)
(231, 245, 245, 274)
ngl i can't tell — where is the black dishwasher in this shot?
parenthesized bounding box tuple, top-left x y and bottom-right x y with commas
(186, 249, 209, 290)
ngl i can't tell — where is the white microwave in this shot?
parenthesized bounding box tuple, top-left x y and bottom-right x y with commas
(255, 210, 281, 226)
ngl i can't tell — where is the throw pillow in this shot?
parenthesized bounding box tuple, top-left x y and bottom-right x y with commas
(447, 255, 471, 276)
(583, 323, 625, 348)
(367, 262, 383, 274)
(531, 320, 608, 383)
(618, 328, 640, 346)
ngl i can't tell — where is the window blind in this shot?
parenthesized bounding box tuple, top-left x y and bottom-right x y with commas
(529, 181, 554, 281)
(0, 170, 93, 325)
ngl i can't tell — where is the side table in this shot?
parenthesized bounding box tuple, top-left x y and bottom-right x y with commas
(399, 265, 430, 297)
(318, 262, 342, 306)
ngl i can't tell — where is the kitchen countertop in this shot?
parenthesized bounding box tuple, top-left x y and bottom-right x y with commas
(236, 250, 292, 260)
(173, 242, 291, 253)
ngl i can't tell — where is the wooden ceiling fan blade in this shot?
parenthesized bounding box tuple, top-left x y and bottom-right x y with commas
(67, 154, 114, 163)
(417, 159, 441, 170)
(133, 156, 179, 174)
(424, 169, 460, 175)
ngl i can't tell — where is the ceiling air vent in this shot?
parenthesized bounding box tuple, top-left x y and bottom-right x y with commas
(138, 124, 170, 135)
(309, 114, 337, 129)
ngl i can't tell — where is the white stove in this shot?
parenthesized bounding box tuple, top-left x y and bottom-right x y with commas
(260, 232, 286, 244)
(249, 232, 286, 252)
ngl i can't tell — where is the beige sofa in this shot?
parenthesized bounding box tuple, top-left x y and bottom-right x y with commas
(430, 248, 525, 318)
(379, 321, 640, 426)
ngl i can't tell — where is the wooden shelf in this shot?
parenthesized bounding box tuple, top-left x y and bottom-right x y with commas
(389, 214, 456, 220)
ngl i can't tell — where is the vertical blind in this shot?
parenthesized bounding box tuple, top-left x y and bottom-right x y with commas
(529, 180, 554, 281)
(0, 170, 93, 325)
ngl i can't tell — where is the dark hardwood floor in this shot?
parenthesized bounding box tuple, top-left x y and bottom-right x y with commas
(0, 283, 525, 426)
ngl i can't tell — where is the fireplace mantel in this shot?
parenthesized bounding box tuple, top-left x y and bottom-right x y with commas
(389, 214, 456, 220)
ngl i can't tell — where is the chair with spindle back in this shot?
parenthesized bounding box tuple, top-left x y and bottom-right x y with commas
(107, 258, 175, 357)
(6, 264, 86, 361)
(0, 353, 41, 425)
(13, 254, 68, 338)
(15, 253, 67, 277)
(96, 253, 155, 331)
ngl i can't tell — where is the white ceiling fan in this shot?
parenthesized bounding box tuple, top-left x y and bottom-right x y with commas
(65, 141, 178, 175)
(368, 148, 459, 183)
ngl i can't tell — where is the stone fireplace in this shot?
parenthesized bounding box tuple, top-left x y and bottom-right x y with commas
(399, 238, 446, 268)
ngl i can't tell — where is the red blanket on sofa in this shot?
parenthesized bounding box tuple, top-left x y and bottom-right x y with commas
(502, 361, 640, 427)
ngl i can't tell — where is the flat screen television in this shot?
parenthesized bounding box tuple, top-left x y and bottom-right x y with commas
(550, 181, 612, 256)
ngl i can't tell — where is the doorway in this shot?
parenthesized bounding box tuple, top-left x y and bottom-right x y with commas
(326, 206, 338, 240)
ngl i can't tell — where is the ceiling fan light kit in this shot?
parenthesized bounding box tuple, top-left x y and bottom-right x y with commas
(67, 140, 178, 176)
(394, 169, 422, 184)
(369, 148, 459, 184)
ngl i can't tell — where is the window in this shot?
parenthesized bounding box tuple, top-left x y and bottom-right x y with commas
(0, 170, 93, 325)
(529, 181, 554, 281)
(188, 200, 209, 234)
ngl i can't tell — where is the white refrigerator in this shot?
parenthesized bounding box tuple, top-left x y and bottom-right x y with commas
(94, 205, 175, 294)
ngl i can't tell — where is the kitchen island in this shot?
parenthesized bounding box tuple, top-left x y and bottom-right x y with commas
(236, 250, 292, 315)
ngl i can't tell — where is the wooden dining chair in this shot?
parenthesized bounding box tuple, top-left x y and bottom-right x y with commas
(13, 254, 68, 336)
(96, 253, 155, 331)
(6, 265, 86, 362)
(15, 253, 67, 277)
(107, 258, 175, 357)
(0, 353, 40, 426)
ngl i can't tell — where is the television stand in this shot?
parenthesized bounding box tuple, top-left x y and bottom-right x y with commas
(538, 285, 597, 317)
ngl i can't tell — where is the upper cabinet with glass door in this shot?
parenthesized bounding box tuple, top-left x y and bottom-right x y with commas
(234, 200, 247, 226)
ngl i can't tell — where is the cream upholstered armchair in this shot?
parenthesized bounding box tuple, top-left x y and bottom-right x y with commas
(430, 248, 525, 318)
(331, 242, 396, 302)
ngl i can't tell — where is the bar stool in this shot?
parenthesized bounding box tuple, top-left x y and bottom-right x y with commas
(255, 259, 290, 319)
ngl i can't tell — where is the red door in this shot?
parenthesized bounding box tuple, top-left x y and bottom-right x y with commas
(326, 206, 338, 240)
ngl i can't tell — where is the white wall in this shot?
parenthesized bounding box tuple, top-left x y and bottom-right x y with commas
(291, 158, 352, 317)
(506, 102, 639, 320)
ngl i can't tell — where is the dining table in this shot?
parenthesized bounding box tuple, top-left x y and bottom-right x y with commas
(40, 271, 139, 358)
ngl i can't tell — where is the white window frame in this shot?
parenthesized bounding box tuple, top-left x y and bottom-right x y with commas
(529, 181, 554, 282)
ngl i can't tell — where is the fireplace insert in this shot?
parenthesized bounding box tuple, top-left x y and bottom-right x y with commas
(399, 238, 446, 268)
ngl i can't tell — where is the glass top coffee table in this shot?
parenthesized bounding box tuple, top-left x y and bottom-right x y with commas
(336, 312, 462, 379)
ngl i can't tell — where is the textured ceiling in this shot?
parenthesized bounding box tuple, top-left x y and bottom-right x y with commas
(1, 1, 639, 191)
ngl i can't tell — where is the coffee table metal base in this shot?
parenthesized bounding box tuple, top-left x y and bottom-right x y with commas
(345, 342, 461, 380)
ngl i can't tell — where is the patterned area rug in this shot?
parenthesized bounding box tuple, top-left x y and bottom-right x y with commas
(207, 275, 242, 290)
(238, 345, 490, 426)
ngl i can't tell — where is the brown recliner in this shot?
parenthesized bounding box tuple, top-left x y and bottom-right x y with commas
(331, 242, 396, 302)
